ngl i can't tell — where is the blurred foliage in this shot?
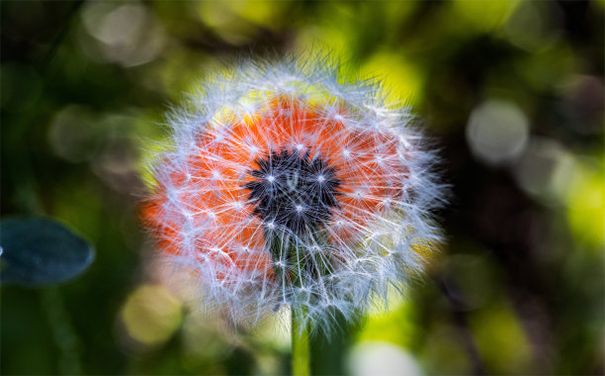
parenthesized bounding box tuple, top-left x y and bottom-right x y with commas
(0, 217, 94, 286)
(1, 0, 603, 375)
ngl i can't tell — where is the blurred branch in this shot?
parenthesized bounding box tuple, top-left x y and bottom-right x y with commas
(436, 277, 487, 376)
(40, 0, 86, 72)
(41, 287, 82, 375)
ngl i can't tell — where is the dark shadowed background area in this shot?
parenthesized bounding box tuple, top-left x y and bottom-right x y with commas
(1, 1, 603, 375)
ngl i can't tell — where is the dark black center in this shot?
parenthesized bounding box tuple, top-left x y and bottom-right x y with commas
(244, 149, 341, 234)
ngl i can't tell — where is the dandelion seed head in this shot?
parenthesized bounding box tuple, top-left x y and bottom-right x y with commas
(141, 55, 446, 332)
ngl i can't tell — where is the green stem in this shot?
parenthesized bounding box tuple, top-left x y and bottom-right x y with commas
(41, 287, 82, 375)
(291, 309, 310, 376)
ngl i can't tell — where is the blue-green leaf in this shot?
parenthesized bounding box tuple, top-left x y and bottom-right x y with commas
(0, 218, 94, 286)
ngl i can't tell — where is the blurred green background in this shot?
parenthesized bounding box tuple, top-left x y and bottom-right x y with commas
(1, 0, 604, 375)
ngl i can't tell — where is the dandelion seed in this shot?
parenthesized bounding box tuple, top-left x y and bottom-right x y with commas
(141, 56, 445, 333)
